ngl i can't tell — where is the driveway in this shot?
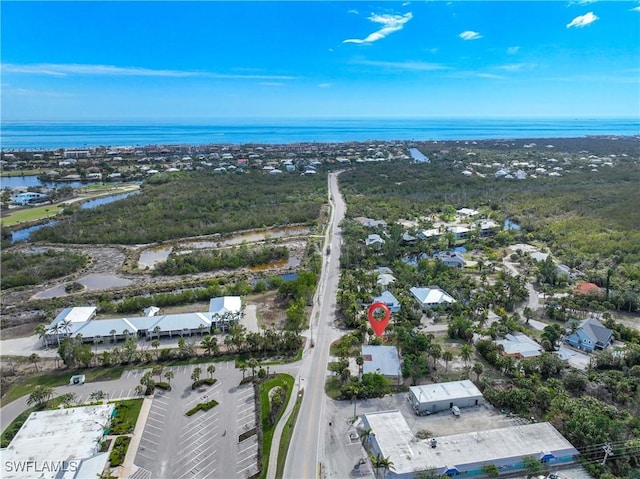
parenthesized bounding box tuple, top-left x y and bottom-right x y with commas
(557, 345, 591, 370)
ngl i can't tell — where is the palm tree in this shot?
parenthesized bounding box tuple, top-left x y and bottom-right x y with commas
(240, 364, 247, 379)
(110, 329, 117, 344)
(93, 337, 100, 355)
(247, 358, 259, 377)
(29, 353, 40, 372)
(207, 364, 216, 379)
(370, 453, 385, 479)
(472, 362, 484, 382)
(460, 344, 473, 366)
(164, 370, 174, 386)
(153, 325, 162, 339)
(442, 350, 453, 371)
(359, 428, 373, 446)
(379, 455, 394, 478)
(52, 323, 63, 347)
(191, 366, 202, 383)
(200, 335, 218, 357)
(151, 339, 160, 359)
(429, 343, 442, 370)
(27, 385, 53, 408)
(34, 324, 48, 348)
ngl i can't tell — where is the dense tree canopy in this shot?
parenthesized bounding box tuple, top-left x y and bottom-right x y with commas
(31, 171, 326, 244)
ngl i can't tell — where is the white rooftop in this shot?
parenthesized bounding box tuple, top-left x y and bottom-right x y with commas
(0, 404, 114, 479)
(496, 332, 543, 358)
(361, 345, 401, 377)
(410, 286, 455, 306)
(362, 410, 579, 475)
(52, 307, 97, 325)
(209, 296, 242, 316)
(410, 380, 482, 404)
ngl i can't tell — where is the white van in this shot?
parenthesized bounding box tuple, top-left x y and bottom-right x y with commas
(451, 406, 461, 417)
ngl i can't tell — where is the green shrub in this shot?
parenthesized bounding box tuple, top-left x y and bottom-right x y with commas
(185, 399, 218, 416)
(108, 436, 131, 467)
(191, 378, 217, 390)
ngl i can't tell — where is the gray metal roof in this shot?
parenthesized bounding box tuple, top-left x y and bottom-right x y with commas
(410, 380, 482, 404)
(361, 345, 401, 377)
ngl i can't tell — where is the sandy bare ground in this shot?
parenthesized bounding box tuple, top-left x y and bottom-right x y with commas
(1, 233, 309, 340)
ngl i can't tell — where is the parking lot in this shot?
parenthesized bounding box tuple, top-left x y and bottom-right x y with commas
(132, 361, 259, 479)
(322, 392, 530, 479)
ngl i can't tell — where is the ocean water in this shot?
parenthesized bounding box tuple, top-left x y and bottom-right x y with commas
(1, 118, 638, 149)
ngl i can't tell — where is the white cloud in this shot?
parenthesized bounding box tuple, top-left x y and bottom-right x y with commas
(354, 59, 448, 71)
(497, 63, 534, 72)
(507, 46, 520, 55)
(7, 87, 74, 97)
(348, 9, 358, 15)
(343, 12, 413, 44)
(631, 5, 640, 12)
(566, 12, 599, 28)
(459, 30, 483, 40)
(318, 83, 333, 88)
(1, 63, 297, 80)
(477, 73, 504, 79)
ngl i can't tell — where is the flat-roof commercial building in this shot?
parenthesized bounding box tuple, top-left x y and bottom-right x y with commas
(361, 410, 579, 479)
(0, 404, 115, 479)
(409, 380, 483, 415)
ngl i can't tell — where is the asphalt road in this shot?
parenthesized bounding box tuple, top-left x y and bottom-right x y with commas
(283, 171, 346, 479)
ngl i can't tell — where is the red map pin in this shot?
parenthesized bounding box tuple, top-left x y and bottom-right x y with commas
(367, 302, 391, 337)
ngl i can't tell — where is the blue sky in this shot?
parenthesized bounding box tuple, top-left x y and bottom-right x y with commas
(1, 1, 639, 120)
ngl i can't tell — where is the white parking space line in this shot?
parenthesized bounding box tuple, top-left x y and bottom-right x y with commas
(237, 462, 258, 474)
(179, 430, 217, 453)
(136, 451, 156, 461)
(200, 466, 218, 479)
(138, 445, 156, 455)
(237, 452, 258, 464)
(237, 404, 254, 414)
(141, 436, 159, 446)
(238, 442, 258, 455)
(144, 428, 162, 438)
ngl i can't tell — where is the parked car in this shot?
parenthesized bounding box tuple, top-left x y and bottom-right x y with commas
(451, 406, 461, 416)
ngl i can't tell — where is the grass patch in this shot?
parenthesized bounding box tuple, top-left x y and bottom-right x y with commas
(259, 374, 294, 479)
(1, 407, 35, 447)
(275, 390, 303, 479)
(0, 366, 126, 406)
(1, 204, 61, 228)
(109, 435, 131, 467)
(109, 399, 144, 435)
(324, 376, 341, 400)
(185, 399, 219, 416)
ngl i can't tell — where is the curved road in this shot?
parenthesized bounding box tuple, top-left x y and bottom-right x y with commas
(282, 171, 346, 479)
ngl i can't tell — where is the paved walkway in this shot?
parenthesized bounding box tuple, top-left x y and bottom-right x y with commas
(120, 397, 153, 478)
